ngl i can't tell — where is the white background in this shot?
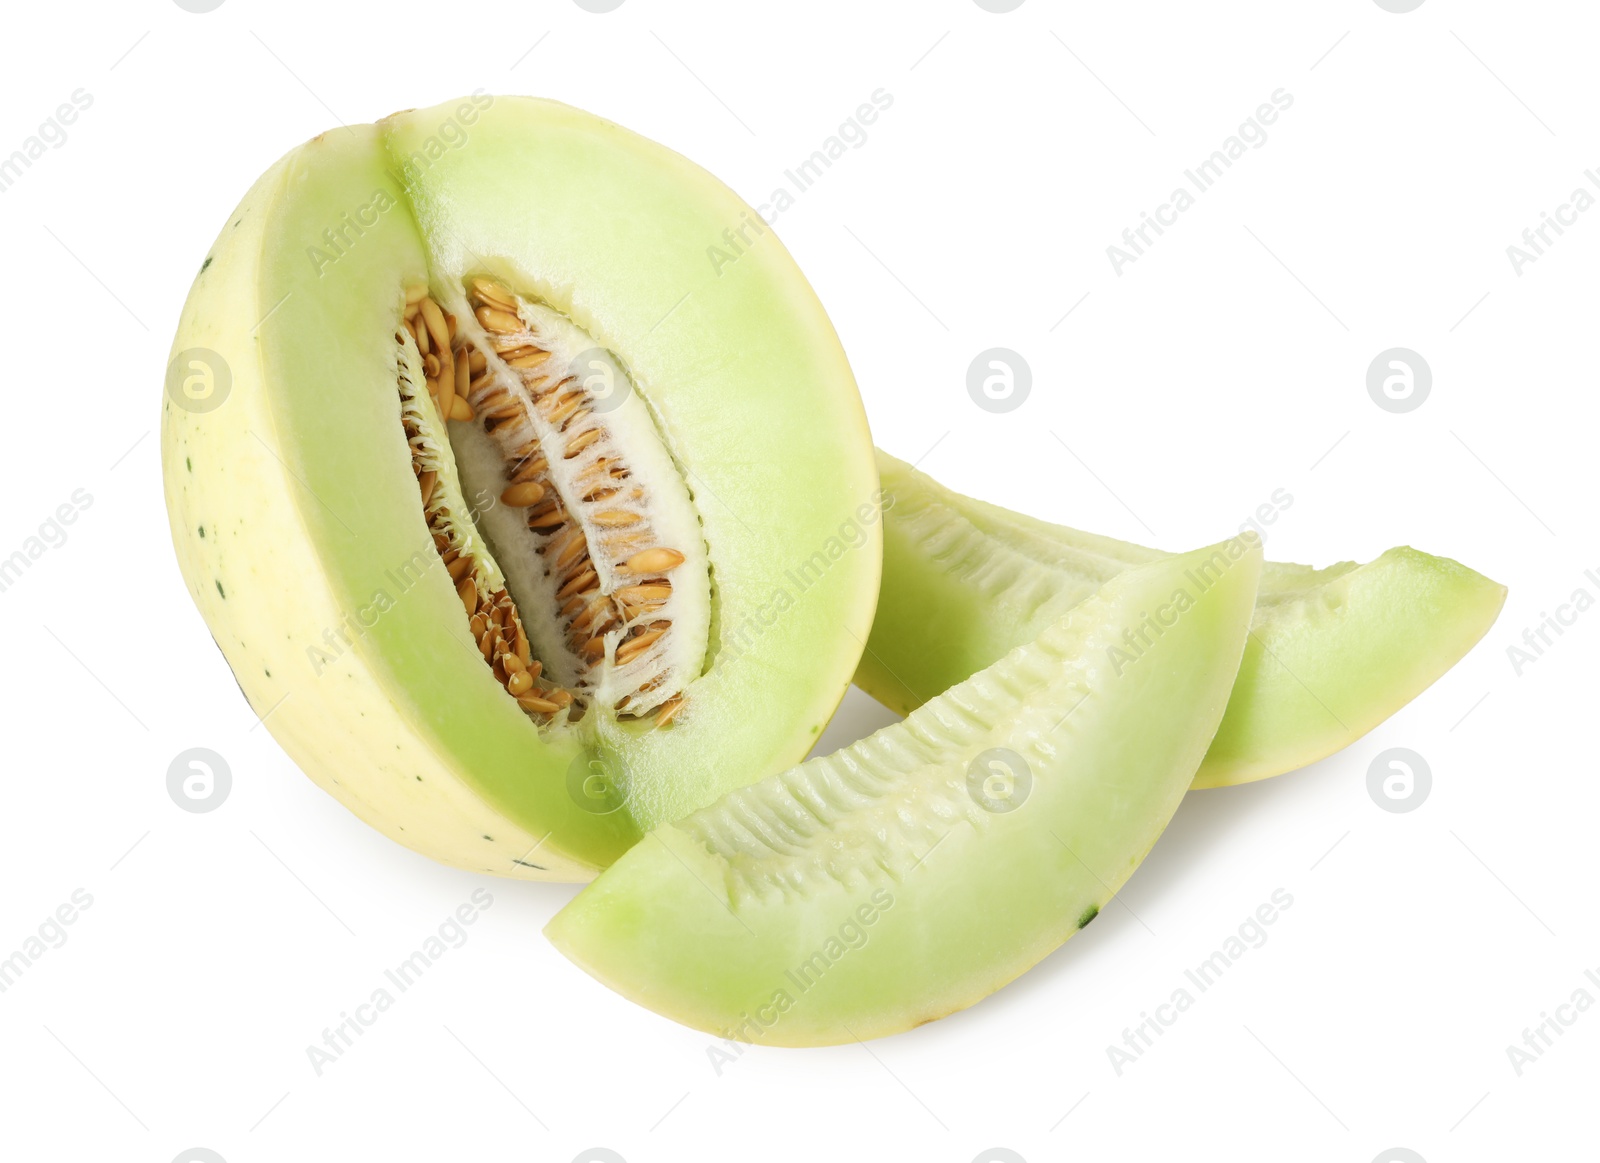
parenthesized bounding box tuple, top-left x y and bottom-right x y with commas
(0, 1, 1592, 1160)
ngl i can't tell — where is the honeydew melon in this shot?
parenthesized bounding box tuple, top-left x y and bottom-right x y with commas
(857, 451, 1506, 787)
(162, 97, 880, 880)
(547, 538, 1262, 1044)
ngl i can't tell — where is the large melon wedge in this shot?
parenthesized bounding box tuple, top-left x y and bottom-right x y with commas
(856, 451, 1505, 787)
(162, 98, 880, 880)
(546, 538, 1262, 1045)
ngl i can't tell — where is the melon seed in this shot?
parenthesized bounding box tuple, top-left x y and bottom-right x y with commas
(393, 279, 701, 725)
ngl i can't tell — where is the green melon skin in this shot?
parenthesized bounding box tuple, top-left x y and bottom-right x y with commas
(856, 451, 1506, 789)
(546, 539, 1263, 1045)
(162, 98, 880, 881)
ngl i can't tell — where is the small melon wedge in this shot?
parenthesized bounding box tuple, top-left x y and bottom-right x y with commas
(546, 538, 1262, 1045)
(857, 451, 1507, 788)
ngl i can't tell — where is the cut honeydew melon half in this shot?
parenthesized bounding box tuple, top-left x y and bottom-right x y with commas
(162, 98, 880, 880)
(857, 450, 1506, 788)
(546, 538, 1263, 1045)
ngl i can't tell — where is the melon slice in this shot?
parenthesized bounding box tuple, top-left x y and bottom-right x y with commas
(856, 451, 1505, 787)
(162, 98, 880, 879)
(546, 538, 1262, 1045)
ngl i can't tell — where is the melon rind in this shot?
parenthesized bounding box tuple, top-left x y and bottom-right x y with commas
(162, 130, 602, 878)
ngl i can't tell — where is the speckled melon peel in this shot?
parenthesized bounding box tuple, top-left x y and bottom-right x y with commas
(546, 538, 1263, 1045)
(162, 98, 880, 880)
(857, 450, 1506, 788)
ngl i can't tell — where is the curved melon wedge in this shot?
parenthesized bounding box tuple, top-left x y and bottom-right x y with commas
(857, 451, 1506, 789)
(546, 538, 1262, 1045)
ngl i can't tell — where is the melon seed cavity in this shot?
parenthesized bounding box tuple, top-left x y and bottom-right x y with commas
(395, 278, 709, 728)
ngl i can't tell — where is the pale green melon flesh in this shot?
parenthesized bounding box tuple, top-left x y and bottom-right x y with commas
(546, 540, 1262, 1045)
(856, 451, 1506, 788)
(162, 98, 880, 880)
